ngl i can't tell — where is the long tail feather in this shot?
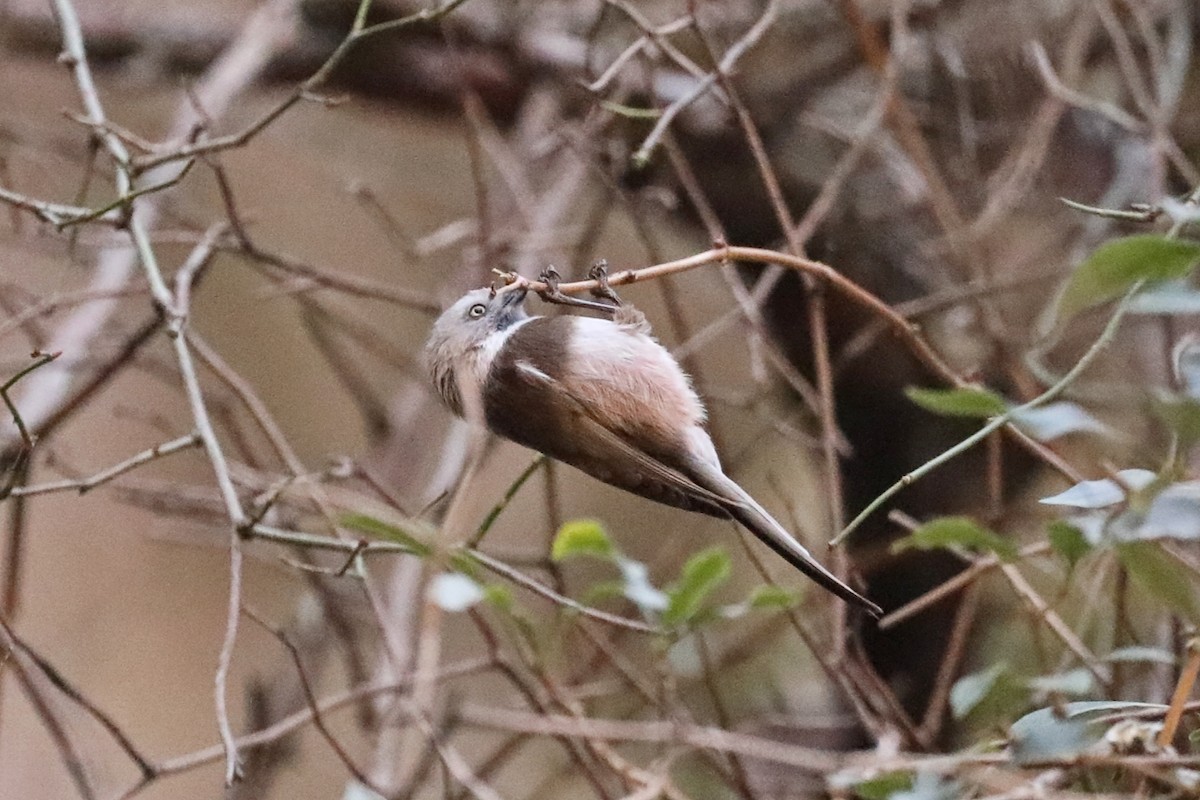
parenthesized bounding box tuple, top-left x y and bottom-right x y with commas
(691, 463, 882, 617)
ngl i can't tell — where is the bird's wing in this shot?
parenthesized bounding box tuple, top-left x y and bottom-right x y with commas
(486, 356, 736, 514)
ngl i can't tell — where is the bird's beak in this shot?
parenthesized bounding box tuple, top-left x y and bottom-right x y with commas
(499, 283, 527, 307)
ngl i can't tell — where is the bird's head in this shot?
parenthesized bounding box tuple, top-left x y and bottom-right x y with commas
(423, 284, 529, 415)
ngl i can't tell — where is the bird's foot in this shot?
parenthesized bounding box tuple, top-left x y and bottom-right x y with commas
(536, 265, 621, 314)
(587, 260, 623, 306)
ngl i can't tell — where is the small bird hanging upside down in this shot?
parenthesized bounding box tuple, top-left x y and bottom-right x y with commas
(423, 268, 881, 618)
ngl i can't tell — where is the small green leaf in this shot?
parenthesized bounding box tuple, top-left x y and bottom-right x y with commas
(663, 547, 731, 626)
(1139, 482, 1200, 540)
(1047, 521, 1090, 568)
(483, 584, 513, 611)
(1039, 469, 1158, 509)
(1117, 541, 1200, 622)
(854, 772, 914, 800)
(748, 585, 802, 609)
(448, 550, 482, 578)
(720, 585, 804, 619)
(1012, 401, 1108, 441)
(1058, 234, 1200, 322)
(1027, 668, 1094, 696)
(1105, 646, 1176, 665)
(340, 512, 431, 556)
(893, 517, 1018, 560)
(905, 386, 1008, 418)
(950, 662, 1009, 719)
(1009, 701, 1163, 764)
(551, 519, 615, 562)
(1154, 393, 1200, 446)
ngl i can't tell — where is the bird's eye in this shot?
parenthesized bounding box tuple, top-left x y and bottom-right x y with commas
(468, 304, 487, 318)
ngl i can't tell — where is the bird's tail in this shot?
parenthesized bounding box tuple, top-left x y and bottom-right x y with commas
(690, 463, 882, 618)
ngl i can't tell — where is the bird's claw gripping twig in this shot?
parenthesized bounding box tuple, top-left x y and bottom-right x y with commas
(536, 266, 619, 314)
(587, 260, 623, 307)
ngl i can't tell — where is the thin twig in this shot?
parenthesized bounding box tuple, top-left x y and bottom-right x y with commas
(10, 433, 201, 497)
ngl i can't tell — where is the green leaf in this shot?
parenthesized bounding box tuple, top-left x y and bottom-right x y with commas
(1105, 646, 1176, 665)
(448, 550, 483, 579)
(483, 584, 513, 611)
(1117, 541, 1200, 622)
(551, 519, 615, 562)
(663, 547, 731, 627)
(1009, 701, 1164, 764)
(1139, 483, 1200, 540)
(1011, 401, 1109, 441)
(1153, 393, 1200, 446)
(1058, 234, 1200, 322)
(854, 772, 914, 800)
(719, 585, 804, 619)
(905, 386, 1008, 418)
(748, 585, 802, 610)
(1039, 469, 1157, 509)
(1047, 521, 1090, 569)
(950, 662, 1009, 719)
(1027, 668, 1094, 696)
(340, 512, 431, 556)
(893, 517, 1018, 560)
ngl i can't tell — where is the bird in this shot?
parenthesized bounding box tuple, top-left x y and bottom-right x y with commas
(423, 276, 881, 618)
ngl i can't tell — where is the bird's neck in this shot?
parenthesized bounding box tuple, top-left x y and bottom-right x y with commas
(441, 316, 539, 417)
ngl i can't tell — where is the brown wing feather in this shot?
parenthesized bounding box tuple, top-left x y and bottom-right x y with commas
(484, 318, 730, 516)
